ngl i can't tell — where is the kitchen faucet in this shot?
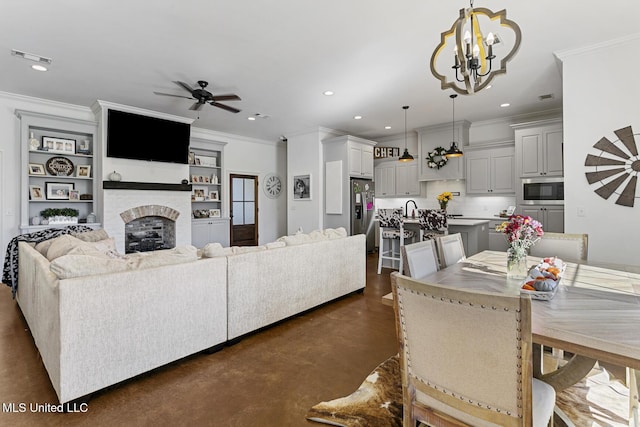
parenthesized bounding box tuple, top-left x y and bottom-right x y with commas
(405, 199, 418, 217)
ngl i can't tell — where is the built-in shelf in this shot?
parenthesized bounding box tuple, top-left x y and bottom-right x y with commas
(103, 181, 192, 191)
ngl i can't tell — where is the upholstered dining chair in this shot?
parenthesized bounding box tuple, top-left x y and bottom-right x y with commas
(391, 272, 556, 427)
(435, 233, 466, 269)
(529, 232, 588, 262)
(416, 209, 448, 241)
(400, 239, 440, 280)
(377, 208, 415, 275)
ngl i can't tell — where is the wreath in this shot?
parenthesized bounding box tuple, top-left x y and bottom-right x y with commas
(426, 147, 448, 169)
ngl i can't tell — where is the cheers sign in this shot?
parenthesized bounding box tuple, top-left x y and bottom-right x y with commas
(374, 146, 400, 159)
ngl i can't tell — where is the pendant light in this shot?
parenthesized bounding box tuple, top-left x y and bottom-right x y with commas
(444, 94, 463, 158)
(399, 105, 414, 162)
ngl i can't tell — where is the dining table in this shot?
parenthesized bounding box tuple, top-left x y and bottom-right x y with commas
(382, 250, 640, 425)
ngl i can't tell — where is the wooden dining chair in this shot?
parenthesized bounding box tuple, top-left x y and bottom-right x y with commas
(391, 272, 556, 427)
(528, 232, 588, 262)
(436, 233, 466, 269)
(401, 239, 440, 280)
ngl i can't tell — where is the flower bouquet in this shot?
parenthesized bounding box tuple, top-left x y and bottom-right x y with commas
(495, 215, 544, 279)
(437, 191, 453, 210)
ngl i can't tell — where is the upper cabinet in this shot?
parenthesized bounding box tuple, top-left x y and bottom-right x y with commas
(465, 143, 515, 195)
(324, 135, 376, 179)
(374, 160, 419, 197)
(417, 120, 470, 181)
(17, 110, 99, 233)
(513, 119, 563, 178)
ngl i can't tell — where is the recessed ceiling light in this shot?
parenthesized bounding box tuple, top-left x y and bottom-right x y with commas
(323, 90, 334, 96)
(354, 115, 362, 120)
(500, 103, 510, 108)
(385, 126, 392, 130)
(31, 64, 47, 72)
(247, 117, 256, 121)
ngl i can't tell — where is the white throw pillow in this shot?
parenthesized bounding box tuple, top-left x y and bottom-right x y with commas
(46, 235, 87, 261)
(202, 242, 226, 258)
(72, 229, 109, 242)
(324, 227, 347, 239)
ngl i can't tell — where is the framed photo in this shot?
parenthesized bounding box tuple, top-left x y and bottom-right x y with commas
(28, 163, 46, 175)
(192, 186, 207, 201)
(77, 139, 91, 155)
(208, 190, 219, 201)
(293, 174, 311, 200)
(191, 174, 199, 183)
(43, 136, 76, 155)
(29, 185, 44, 201)
(76, 165, 91, 178)
(45, 182, 74, 200)
(69, 190, 80, 201)
(208, 209, 221, 218)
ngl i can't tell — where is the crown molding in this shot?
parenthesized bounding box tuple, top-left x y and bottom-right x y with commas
(554, 33, 640, 60)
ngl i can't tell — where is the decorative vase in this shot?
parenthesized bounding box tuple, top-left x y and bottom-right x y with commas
(439, 202, 447, 211)
(506, 244, 528, 280)
(86, 212, 97, 223)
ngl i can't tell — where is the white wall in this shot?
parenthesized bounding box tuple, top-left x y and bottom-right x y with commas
(558, 34, 640, 266)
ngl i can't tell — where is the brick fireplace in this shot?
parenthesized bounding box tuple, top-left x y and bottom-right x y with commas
(103, 185, 191, 253)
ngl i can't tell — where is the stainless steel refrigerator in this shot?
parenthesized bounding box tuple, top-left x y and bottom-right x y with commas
(350, 178, 376, 253)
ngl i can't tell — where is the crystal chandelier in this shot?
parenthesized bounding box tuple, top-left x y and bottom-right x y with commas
(429, 1, 522, 95)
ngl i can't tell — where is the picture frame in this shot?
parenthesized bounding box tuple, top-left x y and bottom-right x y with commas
(29, 185, 44, 201)
(28, 163, 46, 175)
(208, 209, 221, 218)
(76, 165, 91, 178)
(192, 186, 207, 201)
(43, 136, 76, 155)
(69, 190, 80, 201)
(208, 190, 219, 201)
(45, 182, 74, 200)
(293, 174, 311, 200)
(76, 139, 91, 155)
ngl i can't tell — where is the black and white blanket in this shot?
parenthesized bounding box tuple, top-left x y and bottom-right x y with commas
(2, 225, 93, 298)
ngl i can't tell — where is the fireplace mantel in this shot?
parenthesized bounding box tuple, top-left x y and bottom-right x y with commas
(103, 181, 191, 191)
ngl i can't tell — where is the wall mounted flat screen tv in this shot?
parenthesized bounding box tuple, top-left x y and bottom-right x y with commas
(107, 109, 191, 164)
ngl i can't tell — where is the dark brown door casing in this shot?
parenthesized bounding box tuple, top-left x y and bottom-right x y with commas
(229, 174, 258, 246)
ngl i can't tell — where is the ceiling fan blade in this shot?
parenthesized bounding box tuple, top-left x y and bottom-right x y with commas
(189, 101, 205, 111)
(210, 102, 241, 113)
(211, 94, 241, 102)
(153, 91, 194, 100)
(174, 81, 195, 94)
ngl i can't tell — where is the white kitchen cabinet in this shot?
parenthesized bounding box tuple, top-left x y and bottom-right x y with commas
(374, 162, 396, 197)
(465, 144, 515, 195)
(416, 120, 470, 181)
(395, 162, 419, 196)
(514, 119, 563, 178)
(518, 205, 564, 233)
(374, 160, 419, 197)
(324, 135, 376, 179)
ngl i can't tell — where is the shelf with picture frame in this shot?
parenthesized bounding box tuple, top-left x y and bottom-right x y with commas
(17, 110, 100, 233)
(189, 138, 229, 247)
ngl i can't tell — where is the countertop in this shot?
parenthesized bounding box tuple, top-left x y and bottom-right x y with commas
(400, 218, 490, 227)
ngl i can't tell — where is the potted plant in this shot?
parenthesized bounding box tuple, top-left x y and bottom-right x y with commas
(40, 208, 80, 225)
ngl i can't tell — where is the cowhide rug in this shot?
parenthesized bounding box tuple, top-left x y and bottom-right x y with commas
(307, 355, 629, 427)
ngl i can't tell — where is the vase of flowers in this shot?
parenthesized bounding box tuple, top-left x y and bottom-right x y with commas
(437, 191, 453, 211)
(496, 215, 544, 279)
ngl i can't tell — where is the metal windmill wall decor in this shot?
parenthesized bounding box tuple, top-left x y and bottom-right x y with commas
(584, 125, 640, 207)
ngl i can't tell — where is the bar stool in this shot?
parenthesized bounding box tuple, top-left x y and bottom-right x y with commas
(417, 209, 448, 241)
(377, 208, 414, 274)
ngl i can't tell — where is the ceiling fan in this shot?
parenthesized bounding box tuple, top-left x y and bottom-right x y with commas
(154, 80, 241, 113)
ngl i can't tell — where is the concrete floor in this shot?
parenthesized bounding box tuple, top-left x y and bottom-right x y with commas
(0, 253, 398, 427)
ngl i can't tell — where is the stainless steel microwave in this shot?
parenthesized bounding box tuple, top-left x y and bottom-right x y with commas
(521, 177, 564, 204)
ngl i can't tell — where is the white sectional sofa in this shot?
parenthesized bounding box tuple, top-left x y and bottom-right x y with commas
(15, 228, 365, 404)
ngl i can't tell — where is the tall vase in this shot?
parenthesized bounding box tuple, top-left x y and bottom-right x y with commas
(506, 244, 528, 280)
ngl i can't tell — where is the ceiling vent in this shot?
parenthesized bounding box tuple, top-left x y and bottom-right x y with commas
(11, 49, 52, 64)
(538, 93, 554, 101)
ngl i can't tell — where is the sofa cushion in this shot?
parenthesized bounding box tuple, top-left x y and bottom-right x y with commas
(202, 242, 234, 258)
(35, 239, 55, 256)
(46, 235, 88, 261)
(72, 228, 109, 242)
(231, 245, 267, 254)
(282, 234, 312, 246)
(324, 227, 347, 239)
(308, 230, 329, 241)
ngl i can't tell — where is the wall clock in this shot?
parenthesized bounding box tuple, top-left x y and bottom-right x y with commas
(263, 173, 282, 199)
(584, 125, 640, 207)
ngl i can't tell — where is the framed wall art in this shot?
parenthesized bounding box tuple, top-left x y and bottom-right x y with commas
(42, 136, 76, 155)
(293, 174, 311, 200)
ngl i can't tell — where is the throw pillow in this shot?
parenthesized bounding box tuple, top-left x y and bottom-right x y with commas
(324, 227, 347, 239)
(265, 241, 286, 250)
(72, 228, 109, 242)
(308, 230, 329, 241)
(282, 233, 312, 246)
(202, 242, 226, 258)
(35, 239, 54, 256)
(46, 235, 87, 261)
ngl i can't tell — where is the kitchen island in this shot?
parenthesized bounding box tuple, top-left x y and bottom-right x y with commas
(398, 217, 490, 257)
